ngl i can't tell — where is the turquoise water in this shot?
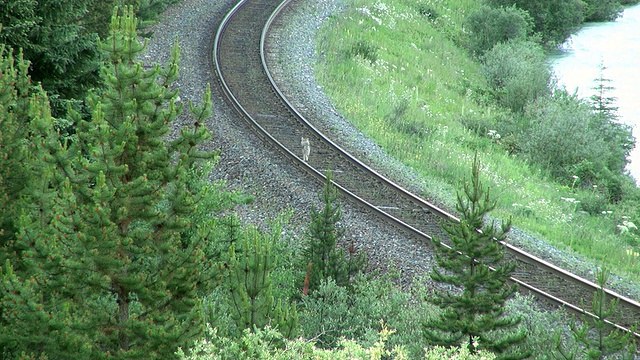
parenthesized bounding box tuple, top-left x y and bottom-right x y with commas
(550, 4, 640, 183)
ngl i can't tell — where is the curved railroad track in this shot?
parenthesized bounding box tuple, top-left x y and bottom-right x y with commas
(213, 0, 640, 337)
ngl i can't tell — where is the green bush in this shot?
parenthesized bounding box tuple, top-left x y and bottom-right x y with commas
(298, 276, 426, 356)
(485, 0, 585, 46)
(581, 0, 623, 21)
(518, 89, 632, 199)
(577, 190, 609, 216)
(504, 293, 576, 359)
(518, 91, 608, 182)
(481, 40, 551, 113)
(178, 325, 408, 359)
(416, 3, 439, 20)
(465, 5, 533, 57)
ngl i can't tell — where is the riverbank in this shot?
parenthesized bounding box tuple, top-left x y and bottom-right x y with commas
(312, 0, 640, 287)
(551, 3, 640, 183)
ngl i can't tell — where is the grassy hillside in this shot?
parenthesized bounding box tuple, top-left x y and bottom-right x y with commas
(314, 0, 640, 283)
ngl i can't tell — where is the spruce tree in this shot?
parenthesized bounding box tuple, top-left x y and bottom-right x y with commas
(590, 61, 618, 119)
(226, 222, 298, 338)
(1, 7, 227, 358)
(0, 0, 102, 117)
(554, 268, 636, 359)
(302, 171, 366, 293)
(424, 154, 529, 359)
(589, 61, 633, 180)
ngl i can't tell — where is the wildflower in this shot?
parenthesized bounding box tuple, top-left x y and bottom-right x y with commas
(619, 224, 629, 234)
(358, 7, 371, 16)
(487, 129, 501, 141)
(619, 220, 638, 234)
(373, 2, 388, 12)
(472, 337, 480, 350)
(571, 175, 580, 188)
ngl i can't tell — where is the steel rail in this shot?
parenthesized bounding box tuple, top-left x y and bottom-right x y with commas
(213, 0, 640, 338)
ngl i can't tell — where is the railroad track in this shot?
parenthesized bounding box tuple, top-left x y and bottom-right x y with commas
(213, 0, 640, 337)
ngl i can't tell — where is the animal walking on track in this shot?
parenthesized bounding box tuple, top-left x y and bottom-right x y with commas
(301, 137, 310, 162)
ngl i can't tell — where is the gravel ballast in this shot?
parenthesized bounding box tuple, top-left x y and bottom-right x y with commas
(144, 0, 436, 284)
(144, 0, 640, 300)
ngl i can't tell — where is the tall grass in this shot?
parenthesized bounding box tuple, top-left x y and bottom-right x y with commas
(314, 0, 640, 282)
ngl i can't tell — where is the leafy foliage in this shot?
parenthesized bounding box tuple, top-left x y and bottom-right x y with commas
(485, 0, 585, 47)
(481, 40, 551, 113)
(520, 91, 608, 181)
(519, 86, 633, 201)
(298, 275, 425, 353)
(424, 155, 528, 359)
(178, 324, 407, 360)
(581, 0, 623, 22)
(465, 5, 532, 57)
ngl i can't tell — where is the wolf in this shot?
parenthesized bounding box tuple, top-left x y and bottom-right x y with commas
(301, 137, 310, 162)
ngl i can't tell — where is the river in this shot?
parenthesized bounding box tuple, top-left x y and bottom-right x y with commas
(550, 4, 640, 183)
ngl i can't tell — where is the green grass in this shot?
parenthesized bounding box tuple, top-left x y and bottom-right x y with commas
(315, 0, 640, 282)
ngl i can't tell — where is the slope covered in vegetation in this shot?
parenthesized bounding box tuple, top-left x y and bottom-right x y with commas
(314, 0, 640, 282)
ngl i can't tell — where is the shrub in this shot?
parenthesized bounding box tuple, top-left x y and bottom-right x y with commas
(518, 91, 609, 183)
(298, 275, 425, 356)
(581, 0, 623, 21)
(465, 5, 533, 57)
(416, 2, 439, 20)
(485, 0, 585, 47)
(481, 40, 551, 113)
(518, 88, 633, 199)
(577, 190, 609, 216)
(178, 324, 408, 359)
(504, 293, 576, 359)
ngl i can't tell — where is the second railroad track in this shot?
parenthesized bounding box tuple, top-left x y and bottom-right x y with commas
(213, 0, 640, 337)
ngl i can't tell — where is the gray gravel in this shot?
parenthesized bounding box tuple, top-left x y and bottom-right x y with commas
(144, 0, 640, 301)
(143, 0, 436, 285)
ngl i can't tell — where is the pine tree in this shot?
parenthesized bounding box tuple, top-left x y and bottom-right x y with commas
(0, 45, 77, 359)
(1, 7, 228, 358)
(0, 44, 68, 267)
(226, 222, 298, 339)
(0, 45, 44, 245)
(423, 154, 529, 359)
(302, 171, 366, 293)
(554, 268, 636, 359)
